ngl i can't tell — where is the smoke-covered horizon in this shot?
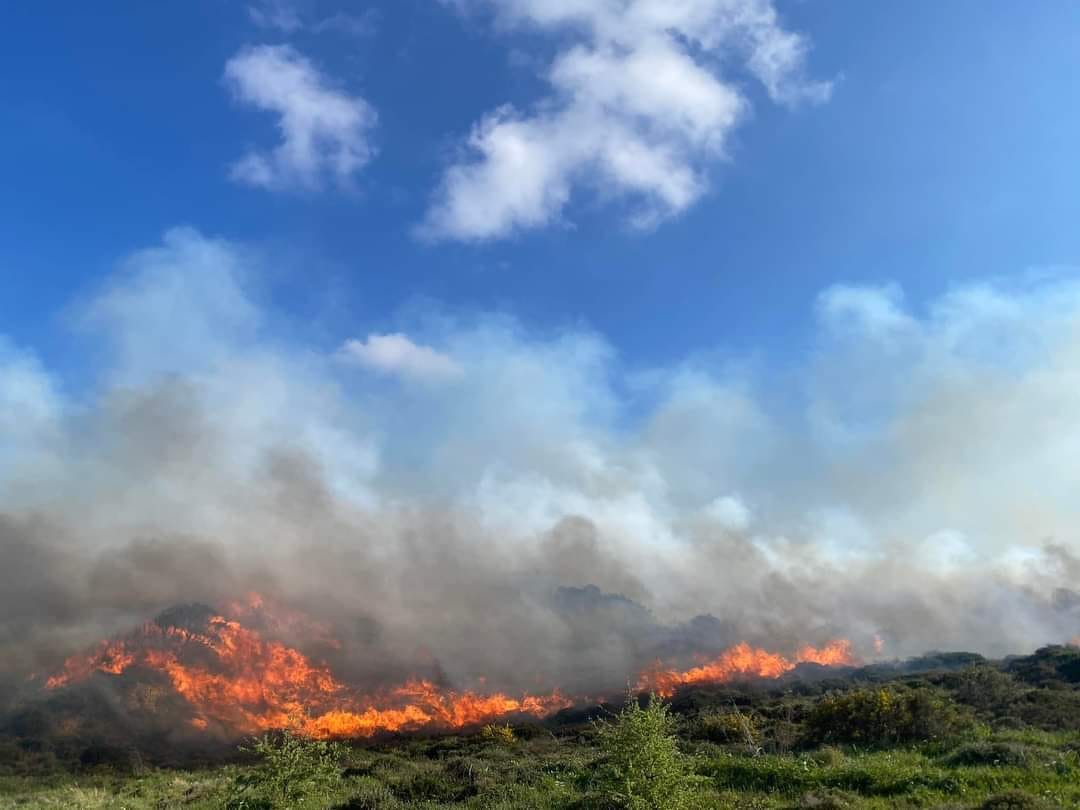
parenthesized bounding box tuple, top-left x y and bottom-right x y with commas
(3, 227, 1080, 697)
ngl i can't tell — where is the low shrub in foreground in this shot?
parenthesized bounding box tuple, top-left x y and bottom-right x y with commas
(592, 693, 691, 810)
(225, 730, 344, 809)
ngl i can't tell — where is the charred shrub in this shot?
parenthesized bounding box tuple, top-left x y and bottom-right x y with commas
(805, 686, 973, 746)
(77, 742, 144, 774)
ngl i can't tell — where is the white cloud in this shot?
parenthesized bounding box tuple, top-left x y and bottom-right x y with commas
(247, 0, 303, 33)
(422, 0, 830, 241)
(248, 0, 378, 37)
(224, 44, 377, 192)
(340, 333, 463, 382)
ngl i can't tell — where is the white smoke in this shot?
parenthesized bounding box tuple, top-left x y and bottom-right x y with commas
(2, 229, 1078, 692)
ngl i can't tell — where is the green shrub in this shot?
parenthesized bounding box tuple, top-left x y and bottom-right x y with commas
(951, 666, 1023, 716)
(226, 730, 344, 809)
(334, 780, 400, 810)
(942, 742, 1034, 768)
(389, 762, 473, 803)
(593, 693, 691, 810)
(806, 686, 973, 746)
(692, 709, 761, 747)
(1007, 646, 1080, 687)
(1012, 688, 1080, 731)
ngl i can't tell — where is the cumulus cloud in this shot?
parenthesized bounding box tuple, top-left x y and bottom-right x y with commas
(3, 228, 1080, 694)
(224, 44, 377, 191)
(421, 0, 831, 240)
(339, 333, 463, 382)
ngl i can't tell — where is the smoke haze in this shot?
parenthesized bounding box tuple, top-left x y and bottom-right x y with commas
(3, 228, 1079, 698)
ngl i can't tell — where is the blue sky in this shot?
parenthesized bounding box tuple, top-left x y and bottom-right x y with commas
(5, 1, 1080, 374)
(4, 1, 1080, 662)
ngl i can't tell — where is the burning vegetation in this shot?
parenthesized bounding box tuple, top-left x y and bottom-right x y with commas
(39, 594, 855, 740)
(637, 639, 855, 697)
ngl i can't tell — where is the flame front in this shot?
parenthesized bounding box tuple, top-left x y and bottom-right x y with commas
(45, 599, 854, 738)
(44, 612, 572, 738)
(637, 639, 856, 697)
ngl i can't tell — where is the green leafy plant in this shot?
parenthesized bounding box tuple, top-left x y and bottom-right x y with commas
(806, 686, 973, 746)
(693, 707, 762, 753)
(226, 729, 344, 809)
(593, 692, 691, 810)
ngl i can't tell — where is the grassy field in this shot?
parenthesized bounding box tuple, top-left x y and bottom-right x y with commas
(2, 647, 1080, 809)
(2, 729, 1078, 809)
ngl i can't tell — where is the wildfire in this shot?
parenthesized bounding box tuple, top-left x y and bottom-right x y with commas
(44, 607, 572, 739)
(637, 639, 856, 697)
(44, 597, 855, 738)
(45, 640, 135, 689)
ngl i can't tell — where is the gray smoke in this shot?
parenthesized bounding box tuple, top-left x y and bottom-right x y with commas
(2, 229, 1079, 699)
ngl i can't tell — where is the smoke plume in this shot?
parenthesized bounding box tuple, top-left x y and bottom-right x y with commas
(3, 228, 1079, 701)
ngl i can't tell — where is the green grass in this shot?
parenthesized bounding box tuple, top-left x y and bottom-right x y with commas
(2, 728, 1079, 809)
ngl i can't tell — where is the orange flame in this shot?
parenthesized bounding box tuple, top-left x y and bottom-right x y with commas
(637, 639, 856, 697)
(45, 598, 855, 737)
(45, 640, 134, 689)
(45, 612, 571, 738)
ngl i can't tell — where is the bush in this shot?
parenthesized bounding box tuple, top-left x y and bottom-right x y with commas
(1007, 646, 1080, 687)
(806, 686, 973, 746)
(481, 722, 517, 746)
(951, 666, 1023, 716)
(593, 693, 691, 810)
(692, 709, 761, 748)
(1012, 688, 1080, 731)
(946, 743, 1036, 768)
(334, 780, 400, 810)
(942, 742, 1034, 768)
(226, 730, 344, 809)
(390, 764, 468, 803)
(77, 742, 144, 774)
